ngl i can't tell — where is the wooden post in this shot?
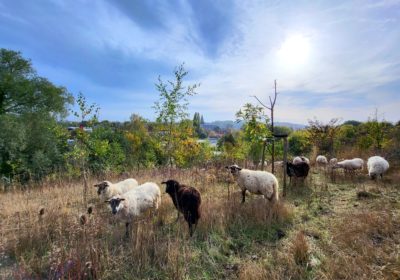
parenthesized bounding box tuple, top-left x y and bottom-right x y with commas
(283, 137, 288, 197)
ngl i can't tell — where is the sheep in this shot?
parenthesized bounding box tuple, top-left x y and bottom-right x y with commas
(274, 161, 284, 166)
(293, 156, 310, 165)
(334, 158, 364, 172)
(286, 161, 310, 184)
(316, 155, 328, 166)
(225, 164, 279, 204)
(104, 182, 161, 237)
(329, 158, 338, 166)
(162, 179, 201, 237)
(367, 156, 389, 180)
(94, 178, 138, 201)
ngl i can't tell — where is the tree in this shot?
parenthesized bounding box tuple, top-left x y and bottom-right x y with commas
(307, 118, 340, 156)
(193, 112, 207, 139)
(0, 49, 73, 183)
(0, 49, 72, 116)
(357, 111, 392, 152)
(68, 92, 99, 203)
(236, 103, 270, 168)
(288, 130, 312, 156)
(252, 80, 279, 172)
(153, 64, 200, 166)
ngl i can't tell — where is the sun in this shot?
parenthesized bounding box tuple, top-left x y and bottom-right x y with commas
(277, 34, 310, 67)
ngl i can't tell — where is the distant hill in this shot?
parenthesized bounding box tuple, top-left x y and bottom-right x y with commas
(202, 121, 306, 131)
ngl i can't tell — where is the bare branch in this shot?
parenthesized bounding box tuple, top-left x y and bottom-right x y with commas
(251, 95, 271, 110)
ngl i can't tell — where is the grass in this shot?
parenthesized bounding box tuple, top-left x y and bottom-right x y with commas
(0, 167, 399, 279)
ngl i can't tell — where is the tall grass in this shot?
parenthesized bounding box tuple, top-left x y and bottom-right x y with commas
(1, 167, 399, 279)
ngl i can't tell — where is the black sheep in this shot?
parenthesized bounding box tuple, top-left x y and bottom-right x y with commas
(286, 162, 310, 184)
(162, 179, 201, 237)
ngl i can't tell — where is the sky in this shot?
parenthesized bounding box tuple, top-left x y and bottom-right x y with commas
(1, 0, 399, 124)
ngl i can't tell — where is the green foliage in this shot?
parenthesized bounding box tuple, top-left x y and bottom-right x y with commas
(0, 49, 73, 182)
(153, 64, 200, 166)
(357, 119, 392, 152)
(288, 130, 312, 156)
(0, 48, 73, 116)
(236, 103, 271, 165)
(307, 118, 340, 156)
(217, 132, 247, 162)
(153, 64, 199, 124)
(193, 112, 207, 139)
(124, 114, 158, 169)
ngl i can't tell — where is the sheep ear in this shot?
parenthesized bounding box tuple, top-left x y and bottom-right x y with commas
(225, 166, 229, 169)
(237, 167, 242, 171)
(119, 198, 126, 201)
(104, 200, 110, 203)
(161, 181, 167, 184)
(94, 184, 99, 187)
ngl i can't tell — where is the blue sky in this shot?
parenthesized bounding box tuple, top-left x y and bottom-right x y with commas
(1, 0, 399, 124)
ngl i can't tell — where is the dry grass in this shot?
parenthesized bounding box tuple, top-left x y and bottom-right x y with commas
(0, 167, 399, 279)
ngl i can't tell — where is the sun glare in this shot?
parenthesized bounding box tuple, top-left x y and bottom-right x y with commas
(278, 34, 310, 67)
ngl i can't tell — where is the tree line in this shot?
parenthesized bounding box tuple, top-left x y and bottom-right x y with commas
(1, 48, 399, 187)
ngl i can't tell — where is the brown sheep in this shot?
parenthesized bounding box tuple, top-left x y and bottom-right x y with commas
(162, 179, 201, 237)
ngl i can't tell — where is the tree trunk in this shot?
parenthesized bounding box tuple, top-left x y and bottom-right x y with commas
(261, 141, 266, 170)
(271, 108, 275, 174)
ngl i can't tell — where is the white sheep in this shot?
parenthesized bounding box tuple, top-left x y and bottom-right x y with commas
(316, 155, 328, 166)
(293, 156, 310, 165)
(94, 178, 139, 201)
(225, 164, 279, 204)
(105, 182, 161, 237)
(329, 158, 338, 166)
(334, 158, 364, 172)
(367, 156, 389, 180)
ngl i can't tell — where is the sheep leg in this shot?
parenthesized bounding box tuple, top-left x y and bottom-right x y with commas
(189, 222, 193, 237)
(241, 189, 246, 203)
(125, 222, 130, 238)
(175, 211, 180, 223)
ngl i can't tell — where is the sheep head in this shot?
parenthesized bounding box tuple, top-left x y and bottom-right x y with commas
(286, 162, 296, 177)
(225, 164, 242, 175)
(94, 181, 111, 196)
(104, 197, 126, 215)
(161, 179, 181, 195)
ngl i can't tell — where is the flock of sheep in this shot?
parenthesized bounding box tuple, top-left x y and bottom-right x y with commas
(93, 155, 389, 238)
(94, 178, 201, 237)
(287, 154, 389, 179)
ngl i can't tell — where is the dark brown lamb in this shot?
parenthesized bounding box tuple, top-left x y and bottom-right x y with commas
(162, 179, 201, 237)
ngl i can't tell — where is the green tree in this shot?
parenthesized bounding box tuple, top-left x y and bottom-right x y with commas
(67, 92, 99, 202)
(288, 130, 312, 156)
(153, 64, 200, 166)
(193, 112, 207, 139)
(357, 114, 392, 152)
(236, 103, 270, 168)
(0, 49, 72, 116)
(0, 49, 73, 183)
(307, 118, 340, 156)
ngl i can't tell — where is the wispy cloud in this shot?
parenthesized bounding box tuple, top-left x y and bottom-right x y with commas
(0, 0, 399, 123)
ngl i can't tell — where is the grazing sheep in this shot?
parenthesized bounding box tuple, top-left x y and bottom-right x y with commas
(105, 182, 161, 237)
(367, 156, 389, 180)
(334, 158, 364, 172)
(316, 155, 328, 166)
(286, 161, 310, 184)
(272, 161, 284, 169)
(162, 179, 201, 237)
(225, 164, 279, 204)
(94, 178, 138, 201)
(293, 156, 310, 165)
(329, 158, 338, 166)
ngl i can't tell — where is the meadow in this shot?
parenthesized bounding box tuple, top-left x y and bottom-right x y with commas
(1, 165, 399, 280)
